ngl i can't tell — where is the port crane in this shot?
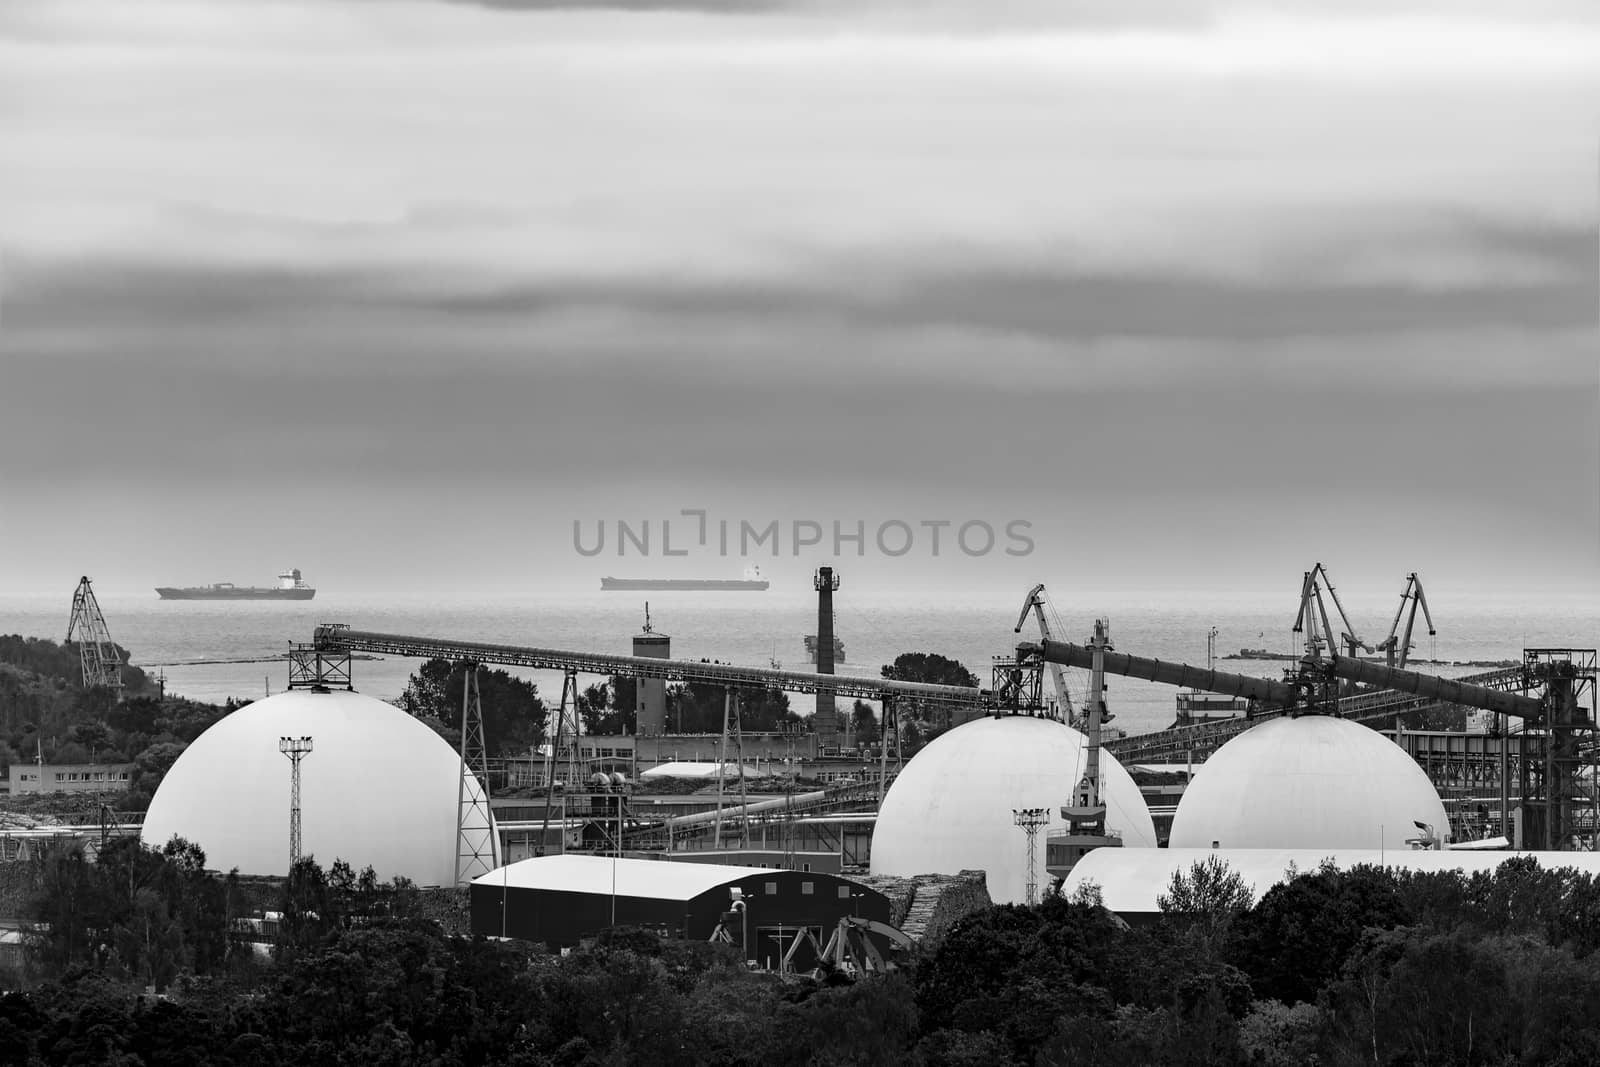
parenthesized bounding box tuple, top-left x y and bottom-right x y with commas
(1043, 618, 1122, 882)
(1014, 585, 1078, 725)
(1294, 563, 1372, 660)
(1374, 572, 1435, 669)
(1027, 636, 1594, 851)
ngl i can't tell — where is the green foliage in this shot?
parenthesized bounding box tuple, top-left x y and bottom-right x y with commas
(398, 658, 548, 757)
(665, 666, 798, 734)
(880, 653, 979, 689)
(25, 836, 239, 991)
(12, 855, 1600, 1064)
(1158, 855, 1254, 949)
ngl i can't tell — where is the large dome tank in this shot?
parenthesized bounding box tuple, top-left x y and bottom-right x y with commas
(142, 687, 494, 885)
(1167, 714, 1449, 850)
(870, 715, 1156, 904)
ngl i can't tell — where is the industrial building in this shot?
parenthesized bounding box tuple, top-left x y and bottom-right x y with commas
(470, 854, 893, 969)
(141, 687, 495, 885)
(870, 714, 1156, 905)
(7, 761, 134, 795)
(1166, 715, 1450, 850)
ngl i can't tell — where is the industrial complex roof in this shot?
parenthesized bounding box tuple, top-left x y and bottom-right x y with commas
(1167, 715, 1449, 850)
(478, 854, 787, 901)
(142, 687, 492, 885)
(1064, 847, 1600, 914)
(871, 715, 1157, 906)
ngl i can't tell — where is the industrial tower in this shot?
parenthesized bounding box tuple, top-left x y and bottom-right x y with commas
(279, 736, 313, 866)
(1013, 807, 1050, 906)
(66, 576, 123, 695)
(455, 665, 498, 885)
(814, 567, 841, 744)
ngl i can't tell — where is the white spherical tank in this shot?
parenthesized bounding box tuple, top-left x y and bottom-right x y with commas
(1167, 715, 1449, 850)
(870, 716, 1157, 905)
(142, 688, 494, 884)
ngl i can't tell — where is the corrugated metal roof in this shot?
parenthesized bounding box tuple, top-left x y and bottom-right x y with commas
(474, 853, 778, 901)
(1065, 847, 1600, 914)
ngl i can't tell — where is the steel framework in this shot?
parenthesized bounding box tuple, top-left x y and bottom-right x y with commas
(66, 576, 122, 694)
(1013, 807, 1050, 906)
(455, 665, 498, 885)
(311, 625, 986, 707)
(279, 736, 313, 867)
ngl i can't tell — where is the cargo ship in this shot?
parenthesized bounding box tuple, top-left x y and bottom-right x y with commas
(156, 568, 316, 601)
(600, 566, 768, 592)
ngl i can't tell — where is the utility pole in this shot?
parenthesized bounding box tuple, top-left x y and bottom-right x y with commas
(279, 736, 313, 867)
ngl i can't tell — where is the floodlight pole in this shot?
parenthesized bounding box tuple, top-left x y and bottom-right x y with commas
(280, 736, 313, 867)
(1013, 806, 1050, 906)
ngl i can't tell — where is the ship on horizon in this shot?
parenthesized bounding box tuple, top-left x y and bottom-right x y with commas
(600, 565, 769, 592)
(156, 568, 316, 601)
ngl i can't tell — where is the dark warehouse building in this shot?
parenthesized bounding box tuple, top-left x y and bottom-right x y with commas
(471, 854, 894, 969)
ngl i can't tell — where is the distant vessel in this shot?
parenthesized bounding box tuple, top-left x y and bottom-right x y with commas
(600, 566, 769, 592)
(156, 568, 316, 601)
(804, 634, 846, 664)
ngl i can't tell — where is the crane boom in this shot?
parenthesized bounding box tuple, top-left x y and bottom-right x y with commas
(1294, 563, 1372, 658)
(1013, 585, 1076, 723)
(1376, 573, 1437, 669)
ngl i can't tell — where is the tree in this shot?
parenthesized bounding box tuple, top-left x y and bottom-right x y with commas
(398, 659, 547, 757)
(1157, 855, 1253, 949)
(849, 701, 879, 745)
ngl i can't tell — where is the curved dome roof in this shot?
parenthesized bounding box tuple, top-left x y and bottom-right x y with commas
(142, 688, 493, 884)
(870, 715, 1156, 905)
(1167, 714, 1448, 850)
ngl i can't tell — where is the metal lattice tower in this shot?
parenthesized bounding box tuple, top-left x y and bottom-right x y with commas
(1013, 807, 1050, 906)
(66, 576, 123, 694)
(279, 736, 312, 867)
(536, 669, 585, 857)
(456, 664, 498, 885)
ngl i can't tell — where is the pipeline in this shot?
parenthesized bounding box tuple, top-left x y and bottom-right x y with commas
(661, 790, 828, 830)
(1325, 654, 1541, 719)
(1034, 640, 1296, 706)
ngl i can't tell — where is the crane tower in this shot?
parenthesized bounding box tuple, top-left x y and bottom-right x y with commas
(66, 576, 123, 695)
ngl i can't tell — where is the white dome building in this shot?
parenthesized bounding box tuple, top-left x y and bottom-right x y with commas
(1167, 715, 1448, 850)
(870, 716, 1157, 905)
(142, 688, 494, 885)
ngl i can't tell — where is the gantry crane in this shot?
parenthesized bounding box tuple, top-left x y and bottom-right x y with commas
(1014, 585, 1077, 724)
(66, 576, 123, 694)
(1294, 563, 1372, 660)
(1374, 572, 1435, 669)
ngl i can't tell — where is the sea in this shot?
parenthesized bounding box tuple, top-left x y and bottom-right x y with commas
(4, 589, 1595, 739)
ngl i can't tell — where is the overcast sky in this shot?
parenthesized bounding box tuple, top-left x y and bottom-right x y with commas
(1, 0, 1596, 605)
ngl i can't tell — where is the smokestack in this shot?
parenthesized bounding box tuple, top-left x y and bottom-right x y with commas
(814, 566, 840, 745)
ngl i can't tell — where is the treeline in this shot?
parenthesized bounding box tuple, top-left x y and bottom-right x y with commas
(0, 635, 235, 811)
(13, 852, 1600, 1064)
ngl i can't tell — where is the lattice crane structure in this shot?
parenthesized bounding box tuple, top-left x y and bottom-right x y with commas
(66, 576, 123, 695)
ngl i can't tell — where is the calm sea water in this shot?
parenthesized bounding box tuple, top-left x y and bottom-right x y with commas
(3, 590, 1594, 738)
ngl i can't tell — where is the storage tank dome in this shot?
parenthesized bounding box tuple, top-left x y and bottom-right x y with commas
(870, 715, 1156, 904)
(142, 688, 494, 884)
(1167, 714, 1448, 850)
